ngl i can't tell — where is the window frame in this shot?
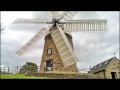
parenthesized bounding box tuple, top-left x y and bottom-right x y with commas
(47, 48, 52, 55)
(46, 59, 53, 67)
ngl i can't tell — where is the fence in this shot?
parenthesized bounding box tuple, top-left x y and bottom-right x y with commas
(0, 66, 41, 74)
(0, 66, 89, 74)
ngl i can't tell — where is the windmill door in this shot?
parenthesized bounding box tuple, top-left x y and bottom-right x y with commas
(111, 72, 117, 79)
(46, 59, 53, 71)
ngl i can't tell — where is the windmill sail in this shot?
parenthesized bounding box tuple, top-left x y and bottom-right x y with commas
(51, 11, 62, 17)
(16, 26, 52, 56)
(64, 19, 107, 32)
(13, 11, 108, 69)
(13, 18, 51, 24)
(51, 24, 79, 67)
(59, 11, 78, 21)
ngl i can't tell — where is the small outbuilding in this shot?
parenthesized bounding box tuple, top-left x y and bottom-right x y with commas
(90, 57, 120, 79)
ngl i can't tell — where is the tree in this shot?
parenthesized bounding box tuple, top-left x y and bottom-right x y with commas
(19, 62, 38, 73)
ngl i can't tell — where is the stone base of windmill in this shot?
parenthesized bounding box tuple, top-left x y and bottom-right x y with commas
(40, 33, 79, 73)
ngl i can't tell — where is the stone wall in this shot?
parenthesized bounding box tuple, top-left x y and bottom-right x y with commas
(94, 71, 105, 78)
(105, 59, 120, 79)
(26, 72, 102, 79)
(40, 33, 78, 72)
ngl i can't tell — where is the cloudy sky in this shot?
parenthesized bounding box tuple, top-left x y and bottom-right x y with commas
(1, 11, 119, 70)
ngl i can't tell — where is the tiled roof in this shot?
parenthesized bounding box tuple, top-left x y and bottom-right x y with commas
(90, 57, 119, 73)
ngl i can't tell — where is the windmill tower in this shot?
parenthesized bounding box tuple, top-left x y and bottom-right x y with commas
(13, 11, 107, 72)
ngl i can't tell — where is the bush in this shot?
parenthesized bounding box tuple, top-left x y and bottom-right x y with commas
(19, 62, 38, 73)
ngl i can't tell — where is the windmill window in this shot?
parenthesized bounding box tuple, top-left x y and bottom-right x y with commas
(94, 66, 97, 68)
(47, 48, 52, 55)
(104, 61, 108, 64)
(99, 63, 102, 67)
(46, 59, 53, 67)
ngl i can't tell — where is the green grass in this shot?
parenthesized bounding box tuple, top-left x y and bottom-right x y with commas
(0, 73, 96, 79)
(0, 74, 55, 79)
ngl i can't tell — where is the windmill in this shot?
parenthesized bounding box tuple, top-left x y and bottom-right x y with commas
(13, 11, 107, 72)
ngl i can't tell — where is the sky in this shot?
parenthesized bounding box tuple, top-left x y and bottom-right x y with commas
(1, 11, 119, 71)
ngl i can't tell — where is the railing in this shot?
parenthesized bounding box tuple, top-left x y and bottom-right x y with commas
(0, 66, 41, 74)
(0, 66, 57, 74)
(0, 66, 89, 74)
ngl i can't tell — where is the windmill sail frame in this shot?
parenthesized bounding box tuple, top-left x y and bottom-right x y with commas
(13, 11, 107, 68)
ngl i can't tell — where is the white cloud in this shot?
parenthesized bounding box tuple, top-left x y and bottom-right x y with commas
(1, 11, 33, 27)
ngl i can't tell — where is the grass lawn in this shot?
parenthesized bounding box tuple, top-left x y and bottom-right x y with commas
(0, 74, 55, 79)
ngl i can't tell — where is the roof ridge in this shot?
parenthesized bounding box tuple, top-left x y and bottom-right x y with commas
(92, 57, 115, 68)
(91, 56, 119, 73)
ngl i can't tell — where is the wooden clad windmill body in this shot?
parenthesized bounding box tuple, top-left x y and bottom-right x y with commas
(13, 11, 107, 72)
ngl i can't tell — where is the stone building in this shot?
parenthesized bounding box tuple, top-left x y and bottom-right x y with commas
(40, 27, 78, 72)
(90, 57, 120, 79)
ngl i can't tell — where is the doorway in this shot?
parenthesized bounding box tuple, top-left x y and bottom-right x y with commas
(111, 72, 116, 79)
(46, 59, 53, 71)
